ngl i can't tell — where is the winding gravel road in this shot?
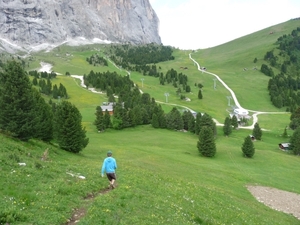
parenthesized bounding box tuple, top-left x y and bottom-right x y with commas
(188, 53, 289, 129)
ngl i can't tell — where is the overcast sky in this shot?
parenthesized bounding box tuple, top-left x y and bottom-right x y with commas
(149, 0, 300, 50)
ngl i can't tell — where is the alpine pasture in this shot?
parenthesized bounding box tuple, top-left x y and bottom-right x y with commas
(1, 19, 300, 224)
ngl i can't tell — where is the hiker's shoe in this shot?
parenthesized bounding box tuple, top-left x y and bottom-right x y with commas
(111, 184, 115, 189)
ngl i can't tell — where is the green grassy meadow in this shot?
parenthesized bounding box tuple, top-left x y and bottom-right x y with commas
(1, 20, 300, 224)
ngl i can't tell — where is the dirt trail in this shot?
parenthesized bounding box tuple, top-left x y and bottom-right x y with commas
(65, 187, 113, 225)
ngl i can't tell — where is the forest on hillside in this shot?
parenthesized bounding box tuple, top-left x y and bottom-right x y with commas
(262, 26, 300, 112)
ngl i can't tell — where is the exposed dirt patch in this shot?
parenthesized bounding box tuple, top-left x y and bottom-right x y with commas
(64, 186, 114, 225)
(247, 185, 300, 219)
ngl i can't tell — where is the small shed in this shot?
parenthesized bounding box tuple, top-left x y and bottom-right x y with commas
(101, 102, 115, 115)
(278, 143, 290, 151)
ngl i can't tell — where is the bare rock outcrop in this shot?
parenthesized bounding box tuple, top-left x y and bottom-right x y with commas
(0, 0, 161, 51)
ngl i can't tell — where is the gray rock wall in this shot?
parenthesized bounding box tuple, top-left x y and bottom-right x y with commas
(0, 0, 161, 47)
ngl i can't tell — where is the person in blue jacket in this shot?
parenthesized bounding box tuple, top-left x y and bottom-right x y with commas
(101, 150, 117, 189)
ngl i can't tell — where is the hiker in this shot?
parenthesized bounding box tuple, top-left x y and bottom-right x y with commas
(101, 150, 117, 189)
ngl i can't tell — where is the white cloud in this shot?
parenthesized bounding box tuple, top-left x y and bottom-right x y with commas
(150, 0, 300, 49)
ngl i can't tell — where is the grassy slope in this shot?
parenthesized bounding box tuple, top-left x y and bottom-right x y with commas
(1, 20, 300, 224)
(191, 20, 300, 113)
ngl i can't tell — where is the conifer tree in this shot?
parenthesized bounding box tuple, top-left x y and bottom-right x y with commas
(151, 113, 159, 128)
(231, 115, 239, 129)
(197, 126, 216, 157)
(94, 106, 105, 131)
(182, 110, 194, 131)
(242, 136, 255, 158)
(0, 61, 36, 141)
(289, 107, 300, 130)
(252, 122, 262, 140)
(290, 127, 300, 155)
(153, 104, 166, 128)
(199, 113, 217, 135)
(194, 112, 202, 135)
(198, 89, 203, 99)
(166, 107, 183, 130)
(103, 110, 111, 128)
(187, 113, 195, 133)
(54, 101, 89, 153)
(32, 88, 53, 142)
(223, 116, 232, 136)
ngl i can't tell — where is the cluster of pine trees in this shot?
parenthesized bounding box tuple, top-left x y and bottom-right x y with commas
(107, 44, 177, 83)
(29, 70, 69, 99)
(83, 70, 134, 101)
(108, 43, 174, 68)
(99, 44, 201, 100)
(261, 26, 300, 112)
(0, 61, 88, 153)
(86, 53, 108, 67)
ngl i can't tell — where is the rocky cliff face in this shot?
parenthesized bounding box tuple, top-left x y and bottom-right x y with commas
(0, 0, 161, 51)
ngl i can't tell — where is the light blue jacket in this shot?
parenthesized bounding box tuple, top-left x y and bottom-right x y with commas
(101, 157, 117, 175)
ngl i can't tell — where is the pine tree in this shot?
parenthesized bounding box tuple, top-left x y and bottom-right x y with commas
(197, 126, 216, 157)
(290, 127, 300, 155)
(166, 107, 183, 130)
(198, 89, 203, 99)
(32, 88, 53, 142)
(153, 104, 166, 128)
(231, 115, 239, 129)
(199, 113, 217, 135)
(289, 107, 300, 130)
(52, 84, 59, 99)
(32, 77, 38, 85)
(53, 101, 89, 153)
(94, 106, 105, 131)
(103, 110, 111, 128)
(242, 136, 255, 158)
(223, 117, 232, 136)
(0, 61, 36, 141)
(282, 126, 288, 137)
(187, 113, 195, 133)
(151, 113, 159, 128)
(195, 113, 202, 135)
(131, 105, 143, 126)
(252, 122, 262, 140)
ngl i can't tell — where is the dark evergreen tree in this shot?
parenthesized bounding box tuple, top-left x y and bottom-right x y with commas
(195, 112, 202, 135)
(252, 123, 262, 140)
(103, 110, 111, 128)
(130, 105, 143, 126)
(52, 84, 59, 99)
(155, 104, 166, 128)
(32, 77, 38, 86)
(223, 117, 232, 136)
(53, 101, 89, 153)
(282, 126, 288, 138)
(198, 89, 203, 99)
(165, 107, 183, 130)
(182, 110, 194, 131)
(242, 136, 255, 158)
(290, 127, 300, 155)
(151, 113, 159, 128)
(32, 88, 53, 142)
(94, 106, 105, 131)
(199, 113, 217, 135)
(231, 115, 239, 129)
(289, 107, 300, 130)
(197, 126, 216, 157)
(0, 61, 36, 141)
